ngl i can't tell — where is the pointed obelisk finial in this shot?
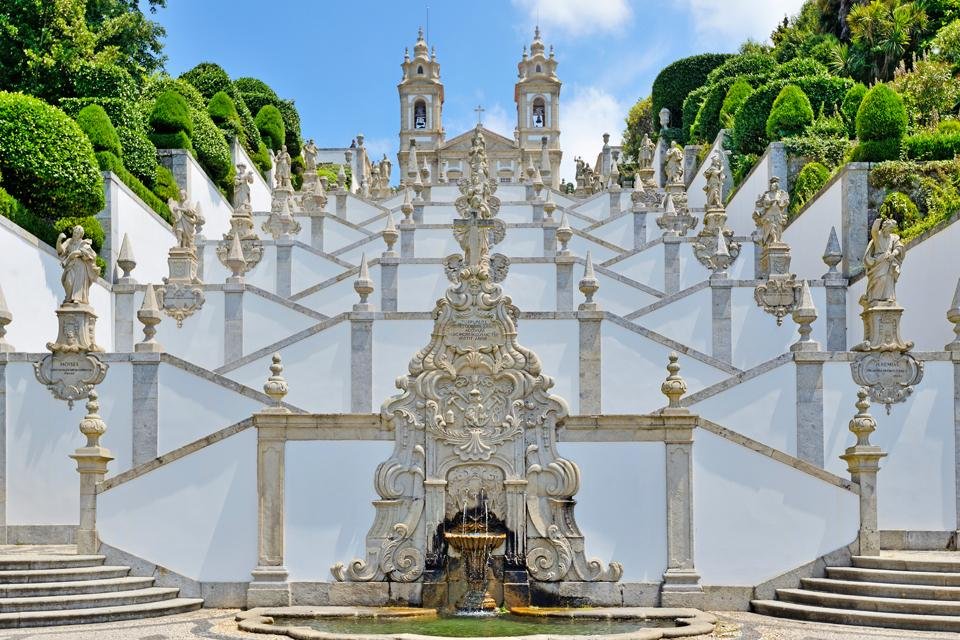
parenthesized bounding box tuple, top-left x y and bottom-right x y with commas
(135, 283, 162, 353)
(383, 212, 399, 256)
(790, 279, 820, 352)
(353, 253, 374, 311)
(225, 232, 247, 283)
(823, 226, 842, 278)
(578, 251, 600, 310)
(117, 233, 136, 283)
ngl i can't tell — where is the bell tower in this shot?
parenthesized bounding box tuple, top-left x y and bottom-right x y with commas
(398, 27, 444, 182)
(515, 26, 561, 188)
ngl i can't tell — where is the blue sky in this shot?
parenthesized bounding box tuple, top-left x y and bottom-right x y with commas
(156, 0, 805, 180)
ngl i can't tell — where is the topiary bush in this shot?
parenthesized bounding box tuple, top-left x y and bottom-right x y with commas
(208, 90, 243, 141)
(0, 185, 58, 247)
(149, 89, 193, 150)
(771, 57, 828, 79)
(0, 92, 104, 221)
(790, 161, 830, 215)
(70, 62, 137, 103)
(720, 79, 753, 129)
(651, 53, 733, 136)
(902, 131, 960, 160)
(879, 191, 921, 227)
(95, 150, 172, 222)
(691, 77, 736, 144)
(841, 83, 868, 138)
(276, 100, 302, 158)
(54, 216, 105, 253)
(766, 85, 814, 140)
(153, 164, 180, 204)
(851, 84, 908, 161)
(681, 85, 712, 143)
(179, 63, 263, 153)
(939, 120, 960, 134)
(75, 104, 122, 157)
(255, 104, 285, 151)
(251, 141, 272, 174)
(705, 53, 777, 85)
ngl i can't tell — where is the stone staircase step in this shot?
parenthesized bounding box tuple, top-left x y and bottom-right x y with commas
(752, 599, 960, 633)
(0, 556, 105, 571)
(801, 577, 960, 601)
(0, 587, 180, 612)
(0, 565, 130, 584)
(0, 597, 203, 628)
(0, 576, 155, 598)
(826, 565, 960, 587)
(777, 588, 960, 616)
(853, 554, 960, 573)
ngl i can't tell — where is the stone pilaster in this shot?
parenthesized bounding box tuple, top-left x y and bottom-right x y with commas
(633, 210, 647, 249)
(609, 190, 621, 217)
(682, 146, 701, 189)
(663, 236, 681, 295)
(69, 392, 113, 555)
(413, 204, 424, 225)
(276, 240, 293, 298)
(400, 222, 415, 258)
(543, 219, 558, 258)
(795, 353, 825, 467)
(381, 256, 399, 312)
(532, 200, 544, 223)
(710, 276, 732, 364)
(556, 256, 575, 312)
(113, 283, 136, 352)
(824, 275, 848, 352)
(248, 421, 290, 607)
(0, 360, 6, 544)
(350, 312, 374, 413)
(578, 310, 603, 414)
(661, 423, 702, 602)
(841, 164, 870, 278)
(195, 236, 206, 281)
(841, 389, 886, 556)
(131, 353, 160, 466)
(224, 283, 244, 365)
(955, 353, 960, 541)
(335, 192, 347, 218)
(310, 212, 324, 251)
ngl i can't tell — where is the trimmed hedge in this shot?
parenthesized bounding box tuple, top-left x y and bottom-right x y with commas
(53, 216, 105, 253)
(252, 141, 272, 174)
(276, 100, 302, 158)
(96, 151, 172, 223)
(771, 58, 828, 79)
(149, 90, 193, 136)
(720, 79, 753, 129)
(766, 85, 814, 139)
(256, 104, 285, 151)
(840, 83, 868, 137)
(0, 92, 104, 220)
(651, 53, 733, 136)
(871, 159, 960, 241)
(691, 77, 736, 144)
(208, 90, 243, 141)
(154, 165, 180, 203)
(681, 85, 711, 143)
(75, 104, 122, 157)
(0, 186, 58, 247)
(705, 53, 777, 85)
(179, 63, 263, 152)
(879, 191, 920, 227)
(939, 120, 960, 134)
(856, 84, 908, 142)
(71, 62, 137, 103)
(903, 131, 960, 160)
(790, 161, 830, 215)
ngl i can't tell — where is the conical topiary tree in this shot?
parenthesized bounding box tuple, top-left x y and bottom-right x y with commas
(255, 104, 285, 151)
(765, 84, 814, 139)
(852, 83, 907, 161)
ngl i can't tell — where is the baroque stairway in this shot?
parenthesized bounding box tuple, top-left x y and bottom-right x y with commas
(753, 551, 960, 633)
(0, 545, 202, 628)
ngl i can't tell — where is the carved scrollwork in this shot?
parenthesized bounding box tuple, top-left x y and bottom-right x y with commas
(526, 525, 573, 581)
(381, 523, 425, 582)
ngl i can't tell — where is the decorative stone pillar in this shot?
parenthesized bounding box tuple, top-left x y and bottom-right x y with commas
(114, 234, 137, 352)
(710, 276, 732, 364)
(555, 219, 574, 311)
(70, 392, 113, 555)
(609, 189, 621, 217)
(381, 214, 400, 312)
(792, 281, 824, 465)
(542, 218, 558, 258)
(840, 163, 870, 278)
(632, 205, 647, 249)
(823, 226, 847, 351)
(663, 235, 681, 295)
(840, 389, 886, 556)
(217, 165, 263, 276)
(659, 353, 703, 603)
(310, 211, 325, 251)
(0, 355, 6, 542)
(578, 253, 602, 414)
(131, 285, 161, 466)
(351, 257, 375, 412)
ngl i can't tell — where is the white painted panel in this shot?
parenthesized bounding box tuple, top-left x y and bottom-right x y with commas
(110, 178, 173, 285)
(337, 239, 384, 267)
(232, 141, 272, 213)
(98, 428, 257, 581)
(727, 241, 755, 279)
(298, 266, 380, 317)
(225, 321, 351, 413)
(611, 244, 665, 292)
(823, 362, 956, 531)
(497, 204, 532, 224)
(285, 440, 393, 580)
(396, 264, 448, 312)
(150, 289, 225, 369)
(601, 322, 727, 414)
(343, 196, 383, 225)
(695, 429, 859, 585)
(678, 243, 708, 290)
(157, 363, 262, 454)
(420, 205, 458, 225)
(186, 155, 233, 238)
(638, 288, 712, 354)
(691, 363, 797, 456)
(242, 292, 317, 356)
(730, 286, 828, 370)
(589, 215, 633, 249)
(242, 245, 277, 293)
(727, 152, 772, 234)
(571, 194, 608, 220)
(322, 218, 368, 254)
(498, 228, 542, 258)
(414, 228, 458, 258)
(502, 263, 555, 311)
(566, 235, 619, 264)
(783, 177, 842, 280)
(593, 273, 656, 317)
(560, 442, 666, 581)
(519, 319, 579, 414)
(290, 247, 347, 295)
(373, 320, 434, 404)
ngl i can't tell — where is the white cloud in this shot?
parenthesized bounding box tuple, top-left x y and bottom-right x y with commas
(480, 104, 514, 140)
(679, 0, 807, 47)
(512, 0, 632, 37)
(559, 86, 625, 183)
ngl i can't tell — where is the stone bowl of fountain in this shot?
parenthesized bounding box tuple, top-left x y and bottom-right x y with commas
(443, 524, 507, 614)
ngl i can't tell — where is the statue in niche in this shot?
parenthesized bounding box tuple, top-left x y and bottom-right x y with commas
(169, 189, 205, 251)
(703, 153, 724, 209)
(56, 225, 99, 305)
(664, 141, 684, 185)
(863, 217, 905, 306)
(303, 139, 318, 172)
(753, 177, 789, 247)
(275, 145, 292, 190)
(233, 163, 254, 212)
(638, 133, 655, 169)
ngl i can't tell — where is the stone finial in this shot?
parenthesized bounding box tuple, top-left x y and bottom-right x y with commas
(790, 280, 820, 352)
(353, 253, 374, 311)
(401, 187, 414, 222)
(848, 389, 878, 449)
(0, 283, 13, 353)
(78, 390, 108, 450)
(336, 164, 347, 191)
(823, 226, 842, 277)
(135, 284, 162, 353)
(262, 353, 290, 414)
(660, 352, 688, 413)
(225, 231, 247, 283)
(543, 189, 556, 220)
(556, 211, 573, 255)
(412, 170, 424, 203)
(117, 233, 136, 282)
(578, 251, 599, 310)
(947, 277, 960, 351)
(382, 212, 399, 255)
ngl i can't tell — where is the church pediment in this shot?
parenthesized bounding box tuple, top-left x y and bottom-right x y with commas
(442, 127, 516, 153)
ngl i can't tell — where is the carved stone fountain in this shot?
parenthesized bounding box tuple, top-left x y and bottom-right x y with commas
(331, 125, 621, 613)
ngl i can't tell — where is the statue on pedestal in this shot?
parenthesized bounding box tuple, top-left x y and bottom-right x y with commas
(303, 139, 318, 172)
(638, 134, 654, 169)
(56, 226, 98, 306)
(664, 141, 684, 186)
(234, 163, 254, 213)
(703, 153, 724, 210)
(753, 177, 789, 249)
(275, 145, 293, 191)
(169, 190, 205, 252)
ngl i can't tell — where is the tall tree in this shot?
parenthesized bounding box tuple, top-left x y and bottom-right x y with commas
(847, 0, 928, 81)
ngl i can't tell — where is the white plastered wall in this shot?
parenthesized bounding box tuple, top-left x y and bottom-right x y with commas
(782, 176, 842, 280)
(104, 175, 174, 285)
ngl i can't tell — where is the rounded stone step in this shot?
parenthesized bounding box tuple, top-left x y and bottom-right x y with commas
(0, 597, 203, 628)
(0, 576, 155, 598)
(777, 588, 960, 616)
(0, 566, 130, 584)
(853, 555, 960, 573)
(752, 599, 960, 633)
(826, 566, 960, 587)
(0, 556, 104, 571)
(0, 586, 180, 612)
(801, 577, 960, 601)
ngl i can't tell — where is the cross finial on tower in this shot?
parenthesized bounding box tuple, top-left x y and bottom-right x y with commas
(534, 24, 541, 40)
(474, 105, 485, 125)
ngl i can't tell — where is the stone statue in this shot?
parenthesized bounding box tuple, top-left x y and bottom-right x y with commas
(275, 145, 292, 190)
(303, 139, 318, 172)
(752, 177, 789, 247)
(233, 163, 254, 211)
(863, 218, 905, 306)
(638, 133, 655, 169)
(169, 189, 204, 251)
(56, 225, 99, 305)
(664, 141, 684, 185)
(703, 153, 724, 210)
(659, 107, 671, 129)
(381, 154, 392, 184)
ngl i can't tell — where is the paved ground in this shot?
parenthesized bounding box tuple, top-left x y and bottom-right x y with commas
(0, 609, 959, 640)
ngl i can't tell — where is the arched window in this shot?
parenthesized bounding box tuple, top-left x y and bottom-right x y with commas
(532, 97, 545, 128)
(536, 64, 542, 73)
(414, 100, 427, 129)
(417, 65, 424, 75)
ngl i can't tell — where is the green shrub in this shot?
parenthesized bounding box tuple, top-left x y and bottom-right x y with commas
(879, 191, 921, 226)
(790, 161, 830, 215)
(890, 58, 960, 130)
(208, 91, 243, 140)
(771, 57, 828, 79)
(179, 63, 263, 152)
(256, 104, 285, 151)
(940, 119, 960, 134)
(150, 131, 193, 151)
(841, 83, 868, 137)
(651, 53, 733, 135)
(682, 85, 712, 142)
(856, 84, 908, 141)
(153, 165, 180, 204)
(850, 138, 903, 162)
(75, 104, 122, 158)
(931, 19, 960, 71)
(807, 108, 849, 138)
(691, 78, 736, 143)
(70, 62, 137, 103)
(0, 92, 104, 220)
(720, 79, 753, 129)
(251, 141, 272, 174)
(705, 53, 777, 85)
(276, 100, 302, 157)
(783, 135, 854, 168)
(150, 90, 193, 136)
(729, 152, 759, 187)
(95, 151, 172, 223)
(766, 85, 814, 139)
(902, 131, 960, 160)
(235, 77, 279, 101)
(0, 186, 57, 247)
(54, 216, 105, 253)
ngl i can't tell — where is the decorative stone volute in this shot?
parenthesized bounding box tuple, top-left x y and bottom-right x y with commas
(660, 352, 688, 414)
(0, 283, 13, 353)
(353, 254, 375, 311)
(578, 251, 599, 310)
(217, 164, 263, 275)
(135, 284, 163, 353)
(262, 196, 302, 241)
(261, 353, 290, 414)
(657, 194, 698, 238)
(117, 233, 136, 283)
